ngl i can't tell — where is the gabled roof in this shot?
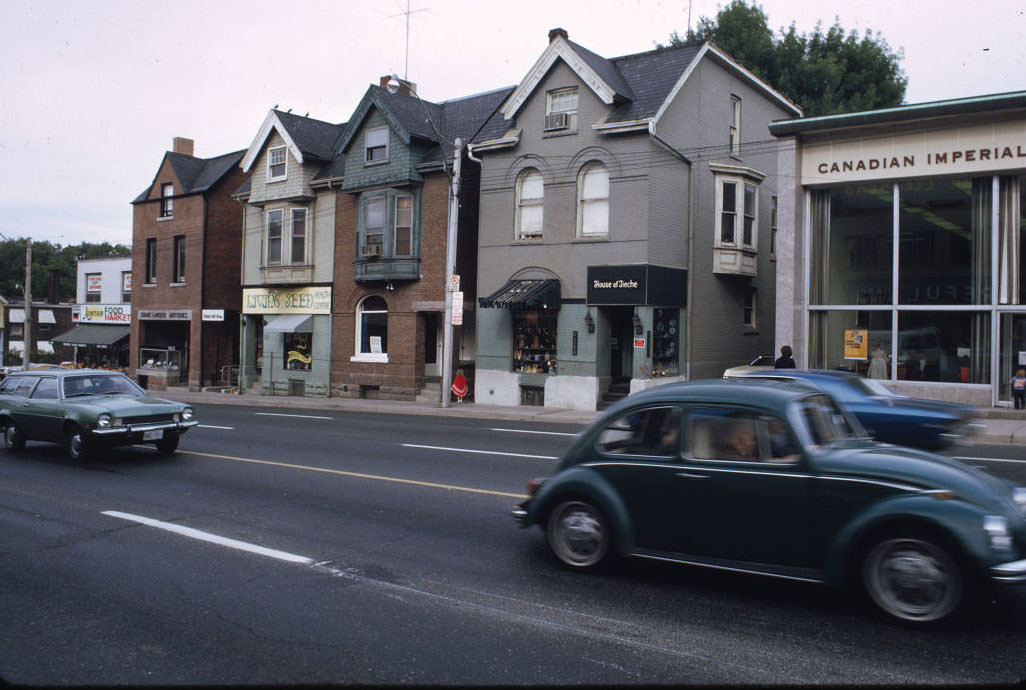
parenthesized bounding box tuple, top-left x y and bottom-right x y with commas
(474, 31, 800, 148)
(336, 83, 514, 162)
(132, 149, 244, 204)
(239, 109, 346, 173)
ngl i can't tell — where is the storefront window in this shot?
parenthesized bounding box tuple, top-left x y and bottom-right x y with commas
(896, 311, 989, 384)
(284, 333, 312, 371)
(512, 311, 556, 374)
(809, 310, 892, 378)
(811, 185, 893, 305)
(652, 308, 680, 377)
(898, 179, 990, 305)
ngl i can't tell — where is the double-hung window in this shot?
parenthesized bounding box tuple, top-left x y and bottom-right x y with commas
(359, 192, 414, 258)
(267, 146, 287, 181)
(85, 273, 102, 302)
(172, 235, 186, 283)
(363, 197, 386, 252)
(145, 238, 157, 284)
(744, 285, 757, 329)
(577, 163, 609, 237)
(516, 169, 544, 239)
(160, 183, 174, 218)
(718, 178, 758, 249)
(266, 209, 283, 265)
(121, 271, 132, 302)
(290, 209, 307, 264)
(394, 196, 413, 256)
(545, 87, 578, 132)
(729, 96, 742, 156)
(365, 127, 389, 164)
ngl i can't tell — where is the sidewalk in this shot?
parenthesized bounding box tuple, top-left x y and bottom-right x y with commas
(156, 387, 1026, 445)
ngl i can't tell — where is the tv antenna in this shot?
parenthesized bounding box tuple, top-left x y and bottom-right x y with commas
(391, 0, 428, 80)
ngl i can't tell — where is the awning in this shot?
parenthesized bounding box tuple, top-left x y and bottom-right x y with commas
(478, 279, 561, 310)
(263, 314, 313, 333)
(52, 324, 130, 348)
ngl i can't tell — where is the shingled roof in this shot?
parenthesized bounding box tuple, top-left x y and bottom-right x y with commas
(132, 149, 245, 204)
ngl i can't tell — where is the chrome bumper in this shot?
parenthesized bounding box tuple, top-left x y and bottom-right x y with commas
(92, 420, 198, 436)
(991, 558, 1026, 583)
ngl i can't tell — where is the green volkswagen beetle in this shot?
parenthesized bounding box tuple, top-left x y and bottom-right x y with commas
(514, 378, 1026, 624)
(0, 369, 196, 461)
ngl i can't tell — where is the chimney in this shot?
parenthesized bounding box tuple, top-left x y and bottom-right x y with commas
(548, 27, 568, 43)
(172, 137, 194, 156)
(48, 269, 60, 305)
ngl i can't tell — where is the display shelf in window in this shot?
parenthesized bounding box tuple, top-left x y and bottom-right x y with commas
(652, 308, 680, 377)
(512, 311, 558, 375)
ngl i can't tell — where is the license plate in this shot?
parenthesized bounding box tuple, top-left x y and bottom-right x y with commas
(143, 430, 164, 441)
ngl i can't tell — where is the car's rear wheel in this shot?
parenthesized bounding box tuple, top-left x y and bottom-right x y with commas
(862, 532, 964, 624)
(3, 422, 26, 451)
(546, 499, 610, 569)
(67, 426, 93, 462)
(155, 433, 179, 455)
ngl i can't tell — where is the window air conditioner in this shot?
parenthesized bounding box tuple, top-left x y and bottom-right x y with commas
(361, 243, 382, 257)
(543, 112, 568, 131)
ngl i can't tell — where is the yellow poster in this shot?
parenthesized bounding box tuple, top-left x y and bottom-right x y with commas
(844, 329, 868, 359)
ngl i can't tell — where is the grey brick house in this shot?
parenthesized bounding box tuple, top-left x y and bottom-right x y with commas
(469, 29, 801, 410)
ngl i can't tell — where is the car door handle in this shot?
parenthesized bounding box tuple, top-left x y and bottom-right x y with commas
(676, 471, 709, 480)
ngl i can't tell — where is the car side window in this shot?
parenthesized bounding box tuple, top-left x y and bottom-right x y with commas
(0, 376, 37, 398)
(687, 408, 800, 464)
(31, 377, 59, 400)
(596, 406, 682, 457)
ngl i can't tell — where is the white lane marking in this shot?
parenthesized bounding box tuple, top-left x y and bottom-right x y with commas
(954, 455, 1026, 465)
(402, 443, 557, 460)
(490, 427, 577, 437)
(254, 412, 334, 420)
(102, 511, 314, 565)
(197, 424, 234, 430)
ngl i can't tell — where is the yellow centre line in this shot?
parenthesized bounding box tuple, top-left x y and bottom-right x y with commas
(178, 450, 528, 500)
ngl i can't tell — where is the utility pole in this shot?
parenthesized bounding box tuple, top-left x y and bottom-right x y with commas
(441, 137, 462, 408)
(23, 239, 32, 370)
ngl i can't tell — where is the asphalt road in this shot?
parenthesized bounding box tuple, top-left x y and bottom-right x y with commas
(1, 402, 1025, 685)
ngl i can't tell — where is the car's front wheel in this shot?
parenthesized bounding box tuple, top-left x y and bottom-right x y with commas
(3, 422, 26, 451)
(862, 532, 964, 624)
(546, 499, 611, 570)
(67, 426, 93, 462)
(155, 433, 179, 455)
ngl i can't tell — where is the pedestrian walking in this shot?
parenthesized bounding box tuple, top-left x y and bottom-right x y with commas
(450, 368, 468, 403)
(774, 345, 796, 369)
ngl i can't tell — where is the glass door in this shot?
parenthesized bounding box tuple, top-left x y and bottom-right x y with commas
(998, 312, 1026, 405)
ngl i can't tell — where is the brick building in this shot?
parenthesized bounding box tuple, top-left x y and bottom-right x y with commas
(130, 137, 248, 390)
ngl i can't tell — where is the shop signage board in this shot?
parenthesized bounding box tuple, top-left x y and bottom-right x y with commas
(202, 309, 225, 321)
(138, 309, 192, 320)
(242, 287, 331, 314)
(74, 304, 132, 323)
(587, 264, 686, 306)
(844, 329, 868, 359)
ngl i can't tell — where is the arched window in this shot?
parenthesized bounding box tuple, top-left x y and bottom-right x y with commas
(577, 163, 609, 237)
(353, 295, 388, 363)
(516, 168, 544, 239)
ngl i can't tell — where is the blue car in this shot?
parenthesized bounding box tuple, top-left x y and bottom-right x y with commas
(739, 369, 981, 451)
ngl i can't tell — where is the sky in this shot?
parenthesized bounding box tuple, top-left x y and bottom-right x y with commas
(1, 0, 1024, 248)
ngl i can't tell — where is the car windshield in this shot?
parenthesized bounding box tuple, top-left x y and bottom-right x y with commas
(794, 393, 866, 450)
(63, 374, 143, 398)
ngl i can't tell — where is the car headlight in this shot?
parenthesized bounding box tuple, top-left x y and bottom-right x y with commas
(182, 407, 194, 421)
(97, 414, 112, 428)
(984, 515, 1012, 551)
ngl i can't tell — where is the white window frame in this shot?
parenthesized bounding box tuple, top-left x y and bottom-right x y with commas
(365, 127, 389, 165)
(576, 162, 609, 238)
(393, 195, 413, 257)
(290, 208, 307, 265)
(744, 285, 757, 329)
(265, 209, 284, 265)
(351, 295, 389, 363)
(715, 175, 758, 250)
(545, 87, 578, 131)
(729, 95, 742, 156)
(267, 146, 287, 181)
(515, 169, 544, 240)
(770, 195, 778, 257)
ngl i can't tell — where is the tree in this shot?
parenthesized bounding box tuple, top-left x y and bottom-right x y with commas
(0, 237, 130, 304)
(668, 0, 907, 117)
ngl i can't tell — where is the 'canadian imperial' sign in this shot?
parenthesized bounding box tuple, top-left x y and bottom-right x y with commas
(801, 119, 1026, 186)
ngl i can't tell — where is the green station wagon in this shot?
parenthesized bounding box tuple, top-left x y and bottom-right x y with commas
(0, 369, 196, 461)
(514, 378, 1026, 624)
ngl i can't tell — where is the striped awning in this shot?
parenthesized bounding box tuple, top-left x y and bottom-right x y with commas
(478, 279, 560, 310)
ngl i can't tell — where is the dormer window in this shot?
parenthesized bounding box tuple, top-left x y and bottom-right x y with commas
(159, 183, 174, 218)
(267, 146, 287, 181)
(545, 87, 578, 132)
(365, 127, 389, 164)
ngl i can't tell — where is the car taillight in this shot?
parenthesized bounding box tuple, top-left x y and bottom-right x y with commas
(526, 477, 543, 496)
